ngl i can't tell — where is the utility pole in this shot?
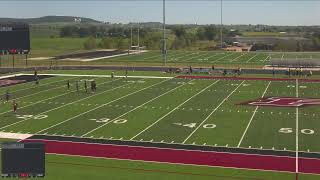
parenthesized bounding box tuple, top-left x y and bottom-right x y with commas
(130, 25, 133, 54)
(163, 0, 167, 66)
(220, 0, 223, 49)
(137, 23, 140, 53)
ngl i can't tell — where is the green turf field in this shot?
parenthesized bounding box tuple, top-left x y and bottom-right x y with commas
(95, 51, 320, 65)
(0, 72, 319, 152)
(0, 71, 320, 179)
(1, 50, 320, 68)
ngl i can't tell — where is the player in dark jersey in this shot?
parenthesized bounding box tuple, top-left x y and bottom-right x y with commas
(84, 80, 88, 93)
(5, 90, 10, 102)
(125, 69, 128, 79)
(111, 72, 115, 80)
(35, 76, 39, 85)
(93, 81, 97, 92)
(76, 81, 79, 92)
(67, 80, 70, 90)
(13, 100, 18, 113)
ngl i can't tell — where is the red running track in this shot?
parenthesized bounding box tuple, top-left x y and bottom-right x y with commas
(22, 139, 320, 175)
(176, 75, 320, 82)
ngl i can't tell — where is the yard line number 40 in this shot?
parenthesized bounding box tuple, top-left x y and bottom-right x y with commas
(173, 122, 217, 129)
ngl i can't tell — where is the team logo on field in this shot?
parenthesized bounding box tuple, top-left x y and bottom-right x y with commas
(240, 97, 320, 107)
(0, 80, 25, 87)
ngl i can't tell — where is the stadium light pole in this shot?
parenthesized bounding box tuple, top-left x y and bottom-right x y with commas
(163, 0, 167, 66)
(220, 0, 223, 49)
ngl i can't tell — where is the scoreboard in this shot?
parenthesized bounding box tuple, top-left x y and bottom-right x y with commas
(1, 142, 45, 178)
(0, 23, 30, 55)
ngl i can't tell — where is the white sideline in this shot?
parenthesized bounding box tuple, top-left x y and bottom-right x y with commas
(35, 133, 320, 156)
(63, 50, 148, 62)
(0, 132, 33, 139)
(130, 80, 220, 140)
(19, 73, 174, 79)
(81, 79, 194, 137)
(35, 78, 169, 134)
(0, 74, 22, 79)
(182, 81, 245, 144)
(28, 137, 320, 161)
(237, 81, 272, 147)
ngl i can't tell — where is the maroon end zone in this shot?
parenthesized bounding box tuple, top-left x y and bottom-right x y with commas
(22, 137, 320, 175)
(0, 79, 26, 87)
(176, 75, 320, 82)
(239, 97, 320, 107)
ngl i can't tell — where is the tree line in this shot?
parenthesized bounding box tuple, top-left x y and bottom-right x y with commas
(60, 25, 239, 50)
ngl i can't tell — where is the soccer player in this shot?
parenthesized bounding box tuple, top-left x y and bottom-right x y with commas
(34, 69, 38, 77)
(125, 69, 128, 78)
(67, 80, 70, 90)
(309, 70, 313, 77)
(238, 67, 242, 76)
(272, 68, 275, 77)
(223, 69, 227, 76)
(13, 100, 18, 113)
(111, 72, 115, 80)
(35, 76, 39, 85)
(5, 90, 10, 102)
(76, 81, 79, 92)
(189, 66, 193, 74)
(84, 80, 88, 93)
(92, 80, 97, 92)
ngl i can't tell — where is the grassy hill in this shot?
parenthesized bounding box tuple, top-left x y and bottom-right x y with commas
(0, 16, 100, 24)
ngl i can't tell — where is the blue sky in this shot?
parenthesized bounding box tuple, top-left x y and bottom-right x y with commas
(0, 0, 319, 26)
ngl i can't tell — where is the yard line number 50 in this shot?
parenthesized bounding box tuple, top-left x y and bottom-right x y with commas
(279, 128, 315, 135)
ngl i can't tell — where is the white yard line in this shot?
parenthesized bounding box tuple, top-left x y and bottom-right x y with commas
(81, 79, 194, 137)
(230, 53, 247, 62)
(182, 81, 245, 144)
(212, 53, 234, 62)
(246, 54, 259, 62)
(296, 79, 299, 175)
(0, 86, 84, 116)
(175, 52, 197, 60)
(183, 52, 209, 62)
(35, 78, 170, 134)
(130, 80, 220, 140)
(263, 55, 271, 62)
(281, 53, 285, 61)
(19, 73, 174, 79)
(12, 83, 67, 101)
(237, 81, 272, 148)
(0, 79, 124, 130)
(206, 53, 221, 61)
